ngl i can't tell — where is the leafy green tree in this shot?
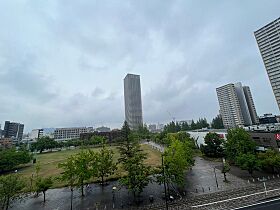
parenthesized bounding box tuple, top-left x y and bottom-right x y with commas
(89, 135, 104, 145)
(0, 148, 32, 173)
(35, 177, 53, 202)
(258, 149, 280, 173)
(118, 121, 151, 200)
(163, 139, 194, 189)
(136, 124, 150, 139)
(225, 128, 256, 162)
(181, 122, 190, 131)
(58, 156, 77, 210)
(211, 115, 224, 129)
(221, 161, 230, 182)
(236, 153, 261, 177)
(201, 133, 224, 157)
(190, 120, 197, 130)
(0, 174, 25, 210)
(31, 137, 57, 153)
(96, 141, 117, 185)
(73, 151, 92, 196)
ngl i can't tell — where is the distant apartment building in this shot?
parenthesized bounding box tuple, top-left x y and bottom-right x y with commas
(124, 73, 143, 130)
(3, 121, 24, 142)
(30, 129, 44, 140)
(216, 82, 259, 128)
(54, 127, 92, 140)
(254, 17, 280, 110)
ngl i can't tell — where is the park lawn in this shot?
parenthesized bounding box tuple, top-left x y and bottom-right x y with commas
(18, 144, 161, 188)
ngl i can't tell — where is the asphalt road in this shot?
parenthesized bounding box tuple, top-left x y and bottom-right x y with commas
(239, 198, 280, 210)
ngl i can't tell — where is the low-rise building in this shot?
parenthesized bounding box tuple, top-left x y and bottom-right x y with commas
(249, 131, 280, 152)
(259, 114, 278, 124)
(54, 127, 92, 140)
(30, 129, 44, 140)
(187, 129, 228, 148)
(80, 130, 122, 142)
(0, 138, 13, 148)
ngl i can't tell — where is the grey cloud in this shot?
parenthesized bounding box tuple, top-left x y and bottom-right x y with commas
(0, 0, 279, 131)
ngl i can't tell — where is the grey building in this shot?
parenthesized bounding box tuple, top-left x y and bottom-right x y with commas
(216, 83, 258, 128)
(3, 121, 24, 142)
(243, 86, 259, 125)
(124, 73, 143, 130)
(254, 17, 280, 109)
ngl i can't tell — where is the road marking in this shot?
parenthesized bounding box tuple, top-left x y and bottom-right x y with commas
(191, 188, 280, 208)
(231, 197, 280, 209)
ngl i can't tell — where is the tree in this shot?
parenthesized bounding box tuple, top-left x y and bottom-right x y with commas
(0, 174, 26, 210)
(96, 141, 117, 185)
(88, 135, 104, 145)
(35, 177, 53, 202)
(58, 156, 77, 210)
(201, 133, 224, 157)
(221, 161, 230, 182)
(118, 121, 151, 200)
(136, 124, 150, 139)
(162, 139, 194, 189)
(0, 148, 32, 173)
(211, 115, 224, 129)
(31, 137, 57, 153)
(181, 122, 190, 131)
(225, 128, 256, 162)
(73, 151, 92, 196)
(258, 149, 280, 173)
(236, 153, 261, 177)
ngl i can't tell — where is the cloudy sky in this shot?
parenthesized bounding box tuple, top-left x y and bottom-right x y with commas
(0, 0, 279, 131)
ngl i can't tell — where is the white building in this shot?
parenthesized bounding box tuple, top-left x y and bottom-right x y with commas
(54, 127, 92, 140)
(187, 129, 228, 148)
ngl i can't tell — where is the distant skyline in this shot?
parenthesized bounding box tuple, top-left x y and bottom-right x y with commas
(0, 1, 279, 131)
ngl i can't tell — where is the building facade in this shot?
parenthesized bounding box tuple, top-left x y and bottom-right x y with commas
(54, 127, 92, 140)
(124, 73, 143, 130)
(254, 17, 280, 109)
(3, 121, 24, 142)
(216, 83, 258, 128)
(30, 129, 44, 140)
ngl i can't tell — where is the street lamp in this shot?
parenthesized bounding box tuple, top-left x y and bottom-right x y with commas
(213, 167, 219, 189)
(161, 154, 168, 210)
(112, 186, 117, 209)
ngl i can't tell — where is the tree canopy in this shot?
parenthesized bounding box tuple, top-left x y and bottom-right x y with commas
(201, 132, 224, 157)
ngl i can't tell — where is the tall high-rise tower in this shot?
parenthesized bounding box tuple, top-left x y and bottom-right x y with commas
(124, 73, 143, 130)
(216, 83, 259, 128)
(254, 17, 280, 109)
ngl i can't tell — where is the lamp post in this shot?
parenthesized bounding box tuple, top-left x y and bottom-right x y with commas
(112, 186, 117, 209)
(214, 167, 219, 188)
(162, 154, 168, 210)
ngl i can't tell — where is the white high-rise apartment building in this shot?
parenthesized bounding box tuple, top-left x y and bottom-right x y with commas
(124, 73, 143, 130)
(216, 83, 259, 128)
(254, 17, 280, 109)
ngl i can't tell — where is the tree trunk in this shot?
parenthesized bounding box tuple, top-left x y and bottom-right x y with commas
(43, 191, 46, 202)
(101, 176, 104, 186)
(223, 173, 227, 182)
(70, 188, 73, 210)
(81, 183, 84, 197)
(5, 196, 10, 210)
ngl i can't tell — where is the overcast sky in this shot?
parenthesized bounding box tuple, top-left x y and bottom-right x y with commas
(0, 0, 279, 131)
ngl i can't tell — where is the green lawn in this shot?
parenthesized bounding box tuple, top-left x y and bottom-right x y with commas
(18, 144, 161, 188)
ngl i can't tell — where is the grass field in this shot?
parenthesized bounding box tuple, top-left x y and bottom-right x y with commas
(18, 144, 161, 188)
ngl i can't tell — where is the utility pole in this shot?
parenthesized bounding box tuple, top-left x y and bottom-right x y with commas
(162, 155, 168, 210)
